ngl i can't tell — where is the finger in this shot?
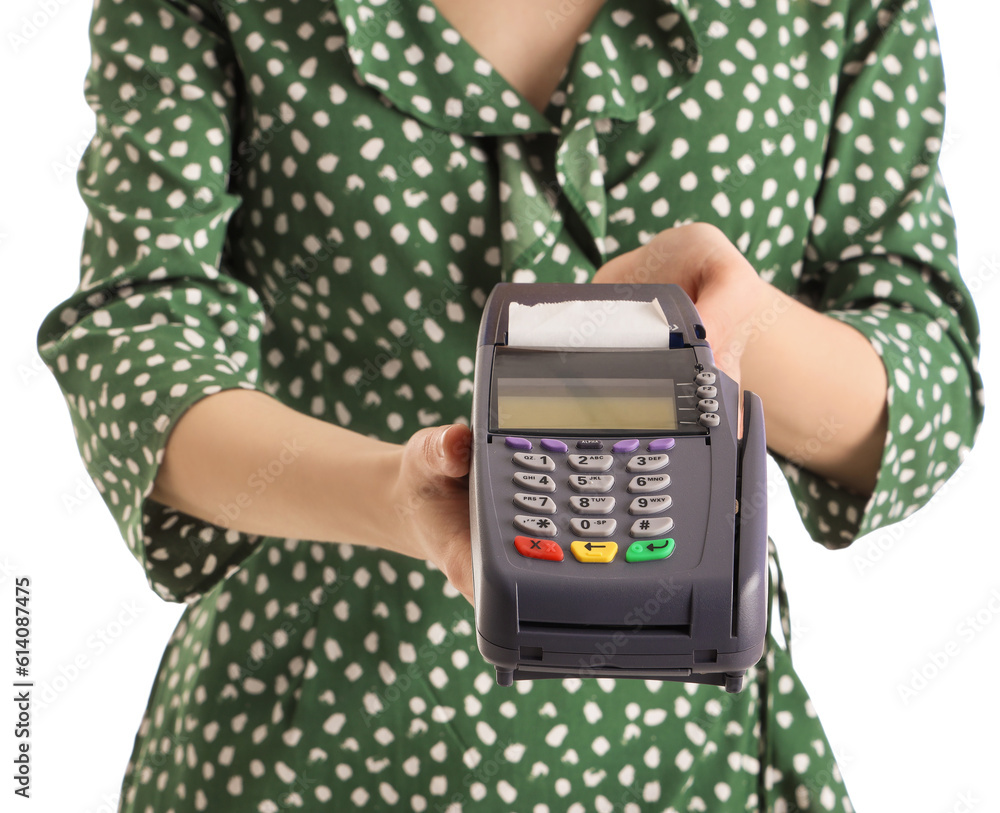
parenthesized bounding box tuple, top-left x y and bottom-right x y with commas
(590, 244, 644, 284)
(439, 423, 472, 478)
(449, 544, 475, 605)
(412, 424, 472, 480)
(436, 527, 475, 603)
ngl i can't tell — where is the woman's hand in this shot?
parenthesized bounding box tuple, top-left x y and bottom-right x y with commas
(151, 390, 480, 599)
(389, 424, 475, 603)
(592, 223, 888, 495)
(591, 223, 779, 386)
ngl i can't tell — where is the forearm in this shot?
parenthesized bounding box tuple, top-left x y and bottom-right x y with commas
(149, 389, 405, 552)
(739, 287, 888, 496)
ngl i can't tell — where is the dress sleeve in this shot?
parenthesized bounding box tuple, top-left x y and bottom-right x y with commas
(37, 0, 268, 601)
(776, 0, 984, 548)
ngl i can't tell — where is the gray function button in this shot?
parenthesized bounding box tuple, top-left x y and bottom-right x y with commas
(697, 399, 719, 413)
(513, 493, 557, 514)
(568, 454, 613, 473)
(627, 474, 671, 493)
(512, 472, 556, 492)
(570, 517, 617, 537)
(626, 454, 669, 473)
(630, 517, 674, 537)
(512, 452, 555, 472)
(628, 495, 672, 515)
(698, 413, 721, 428)
(695, 371, 717, 386)
(569, 496, 615, 515)
(513, 515, 558, 536)
(696, 385, 717, 399)
(568, 474, 615, 493)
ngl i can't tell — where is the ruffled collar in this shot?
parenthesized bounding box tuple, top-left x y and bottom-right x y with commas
(322, 0, 702, 136)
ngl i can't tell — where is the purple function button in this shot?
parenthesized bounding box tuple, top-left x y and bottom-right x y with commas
(540, 438, 568, 453)
(504, 437, 533, 451)
(648, 438, 676, 452)
(612, 439, 641, 454)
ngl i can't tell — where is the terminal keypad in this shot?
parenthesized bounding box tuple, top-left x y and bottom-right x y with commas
(507, 438, 677, 565)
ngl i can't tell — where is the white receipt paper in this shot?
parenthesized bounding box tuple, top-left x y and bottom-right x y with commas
(507, 300, 673, 348)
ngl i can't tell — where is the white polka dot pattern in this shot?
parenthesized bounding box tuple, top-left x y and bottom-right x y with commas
(36, 0, 982, 810)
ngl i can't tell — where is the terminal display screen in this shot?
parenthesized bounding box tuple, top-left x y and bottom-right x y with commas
(496, 377, 677, 431)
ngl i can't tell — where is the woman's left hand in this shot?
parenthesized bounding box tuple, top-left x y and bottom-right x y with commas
(590, 223, 779, 387)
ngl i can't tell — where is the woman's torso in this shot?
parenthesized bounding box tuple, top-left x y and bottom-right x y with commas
(122, 1, 862, 809)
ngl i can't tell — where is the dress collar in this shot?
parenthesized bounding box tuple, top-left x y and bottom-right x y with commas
(322, 0, 702, 136)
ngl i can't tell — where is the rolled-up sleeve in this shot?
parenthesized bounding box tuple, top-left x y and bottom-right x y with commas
(775, 0, 984, 547)
(37, 0, 268, 601)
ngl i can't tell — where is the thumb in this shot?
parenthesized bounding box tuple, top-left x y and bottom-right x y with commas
(590, 244, 644, 285)
(412, 424, 472, 479)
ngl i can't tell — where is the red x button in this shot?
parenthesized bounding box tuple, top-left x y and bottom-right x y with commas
(514, 536, 563, 562)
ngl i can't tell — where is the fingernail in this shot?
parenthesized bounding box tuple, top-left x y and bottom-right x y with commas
(437, 425, 451, 460)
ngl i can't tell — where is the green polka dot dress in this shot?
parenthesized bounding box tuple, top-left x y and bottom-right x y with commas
(38, 0, 983, 810)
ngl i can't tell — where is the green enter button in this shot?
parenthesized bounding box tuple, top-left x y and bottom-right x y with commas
(626, 538, 675, 562)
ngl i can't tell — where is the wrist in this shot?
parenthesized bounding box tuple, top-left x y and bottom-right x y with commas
(733, 279, 791, 374)
(308, 428, 407, 552)
(698, 250, 778, 376)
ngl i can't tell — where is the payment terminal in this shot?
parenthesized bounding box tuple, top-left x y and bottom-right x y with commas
(469, 284, 768, 692)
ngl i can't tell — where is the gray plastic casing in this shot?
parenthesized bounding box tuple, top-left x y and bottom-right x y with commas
(469, 283, 768, 692)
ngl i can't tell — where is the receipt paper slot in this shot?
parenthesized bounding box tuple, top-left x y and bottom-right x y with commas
(469, 283, 768, 692)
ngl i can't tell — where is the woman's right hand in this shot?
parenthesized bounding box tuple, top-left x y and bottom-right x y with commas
(389, 424, 475, 603)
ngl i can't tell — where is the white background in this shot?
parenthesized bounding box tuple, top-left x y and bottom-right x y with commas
(1, 1, 997, 811)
